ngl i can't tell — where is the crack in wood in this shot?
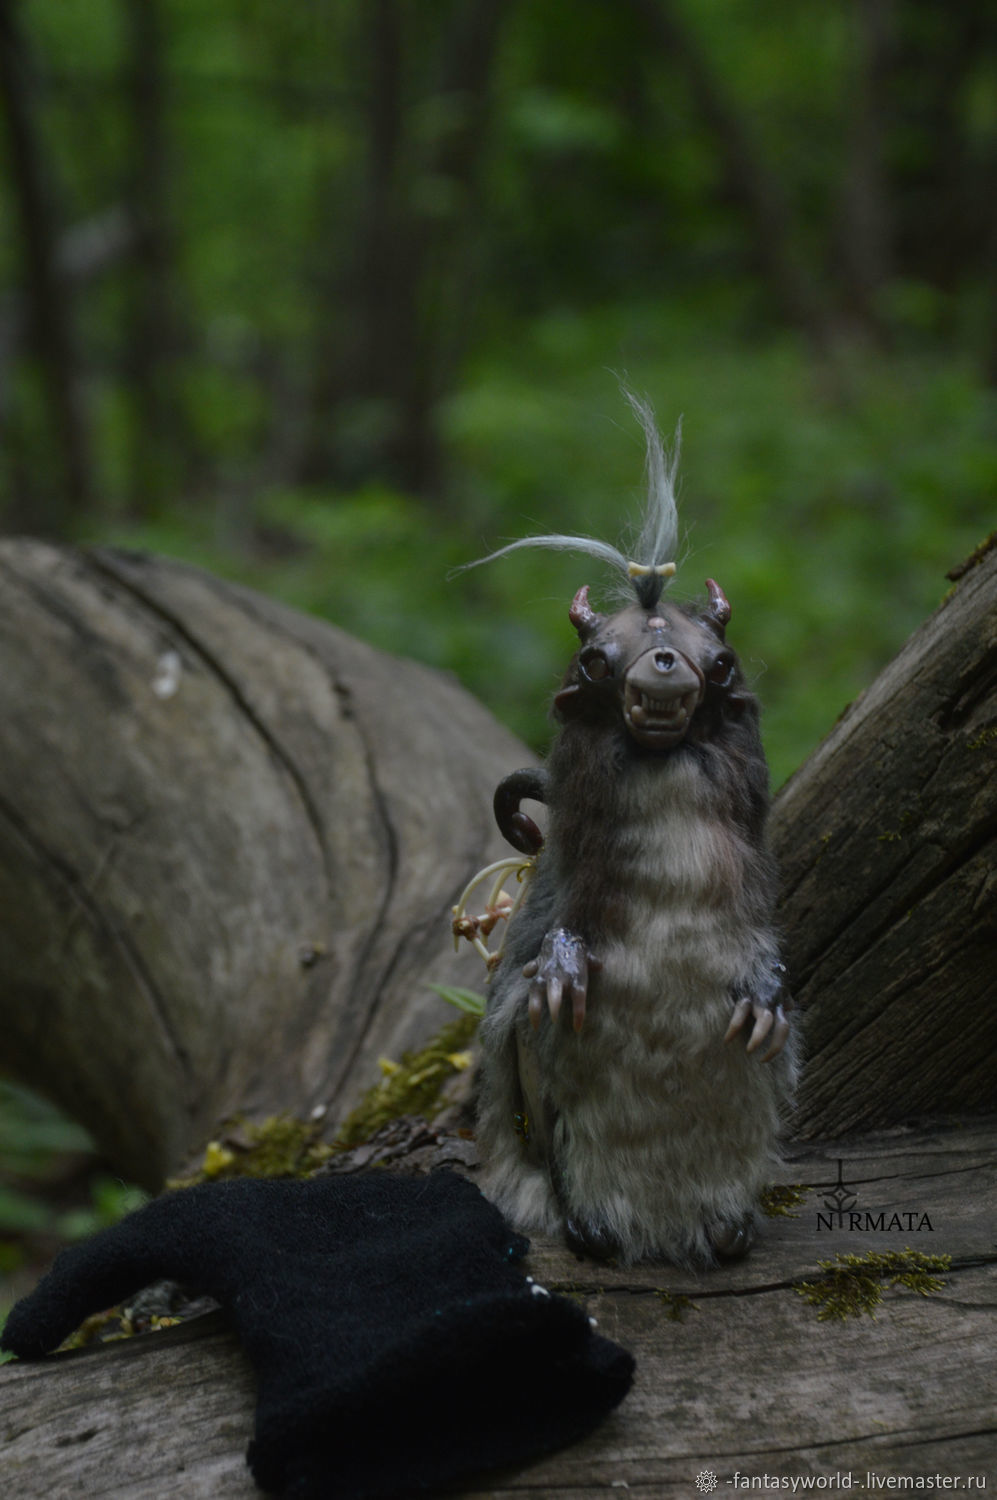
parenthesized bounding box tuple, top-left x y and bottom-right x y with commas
(83, 548, 337, 895)
(0, 554, 124, 671)
(933, 642, 997, 731)
(193, 586, 416, 1104)
(224, 586, 525, 1107)
(878, 1424, 997, 1451)
(550, 1255, 995, 1310)
(800, 1160, 995, 1190)
(691, 1421, 989, 1463)
(53, 1426, 100, 1446)
(793, 807, 997, 1002)
(182, 579, 410, 1105)
(0, 789, 194, 1095)
(317, 676, 403, 1102)
(550, 1276, 797, 1302)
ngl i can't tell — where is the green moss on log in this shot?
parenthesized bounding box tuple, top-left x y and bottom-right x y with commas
(760, 1183, 808, 1218)
(334, 1013, 479, 1148)
(794, 1248, 951, 1321)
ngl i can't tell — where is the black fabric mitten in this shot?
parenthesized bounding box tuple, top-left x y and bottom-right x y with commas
(1, 1170, 634, 1499)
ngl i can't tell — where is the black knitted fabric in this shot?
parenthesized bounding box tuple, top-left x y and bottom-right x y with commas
(1, 1170, 635, 1499)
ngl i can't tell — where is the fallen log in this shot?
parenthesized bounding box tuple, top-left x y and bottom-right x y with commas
(770, 534, 996, 1135)
(0, 535, 993, 1181)
(0, 539, 528, 1187)
(2, 1119, 994, 1496)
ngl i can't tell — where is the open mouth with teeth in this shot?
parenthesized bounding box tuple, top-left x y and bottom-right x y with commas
(623, 682, 703, 746)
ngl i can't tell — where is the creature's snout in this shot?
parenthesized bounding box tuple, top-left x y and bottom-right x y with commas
(623, 645, 704, 747)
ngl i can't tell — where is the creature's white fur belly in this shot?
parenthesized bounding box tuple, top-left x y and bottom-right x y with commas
(544, 890, 782, 1261)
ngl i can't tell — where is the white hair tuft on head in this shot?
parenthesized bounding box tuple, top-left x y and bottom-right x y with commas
(620, 388, 680, 606)
(456, 390, 682, 610)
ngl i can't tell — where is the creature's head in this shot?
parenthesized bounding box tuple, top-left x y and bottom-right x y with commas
(459, 390, 752, 749)
(554, 581, 742, 749)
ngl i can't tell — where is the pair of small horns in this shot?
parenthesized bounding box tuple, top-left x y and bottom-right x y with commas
(705, 578, 731, 631)
(568, 579, 732, 638)
(568, 585, 600, 637)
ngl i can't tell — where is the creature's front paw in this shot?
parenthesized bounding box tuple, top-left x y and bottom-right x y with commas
(724, 961, 792, 1062)
(523, 927, 601, 1032)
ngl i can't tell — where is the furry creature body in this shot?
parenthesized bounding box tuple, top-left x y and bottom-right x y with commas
(470, 397, 797, 1268)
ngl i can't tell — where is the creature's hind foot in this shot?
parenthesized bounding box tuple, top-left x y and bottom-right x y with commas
(564, 1215, 621, 1263)
(707, 1214, 756, 1262)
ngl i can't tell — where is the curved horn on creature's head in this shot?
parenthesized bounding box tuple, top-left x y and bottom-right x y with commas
(568, 585, 601, 641)
(704, 578, 731, 635)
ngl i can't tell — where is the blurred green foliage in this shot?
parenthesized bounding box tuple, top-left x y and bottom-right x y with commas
(0, 0, 994, 1256)
(0, 1082, 147, 1342)
(87, 308, 994, 787)
(0, 1082, 146, 1242)
(2, 0, 991, 787)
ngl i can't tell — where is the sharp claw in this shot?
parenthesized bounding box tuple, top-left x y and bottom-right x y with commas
(724, 996, 752, 1043)
(746, 1006, 774, 1053)
(522, 932, 598, 1035)
(571, 984, 586, 1032)
(759, 1007, 790, 1063)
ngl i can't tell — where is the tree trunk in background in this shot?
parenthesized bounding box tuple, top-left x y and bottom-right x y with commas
(122, 0, 184, 516)
(392, 0, 506, 495)
(298, 0, 407, 489)
(771, 534, 997, 1136)
(836, 0, 894, 342)
(300, 0, 507, 496)
(890, 0, 993, 297)
(629, 0, 834, 357)
(0, 3, 92, 528)
(0, 540, 529, 1189)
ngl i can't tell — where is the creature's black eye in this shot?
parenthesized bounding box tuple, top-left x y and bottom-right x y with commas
(579, 648, 611, 682)
(706, 652, 734, 687)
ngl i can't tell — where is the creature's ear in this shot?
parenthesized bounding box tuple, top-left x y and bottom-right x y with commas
(552, 682, 584, 720)
(703, 578, 731, 637)
(569, 585, 603, 642)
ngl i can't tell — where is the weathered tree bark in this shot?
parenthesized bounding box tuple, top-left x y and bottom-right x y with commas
(0, 539, 528, 1188)
(771, 534, 997, 1135)
(2, 1120, 994, 1495)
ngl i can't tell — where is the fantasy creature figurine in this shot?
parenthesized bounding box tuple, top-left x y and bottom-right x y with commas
(457, 394, 796, 1267)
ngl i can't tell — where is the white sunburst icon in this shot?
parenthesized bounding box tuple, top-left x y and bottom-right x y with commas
(696, 1470, 719, 1494)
